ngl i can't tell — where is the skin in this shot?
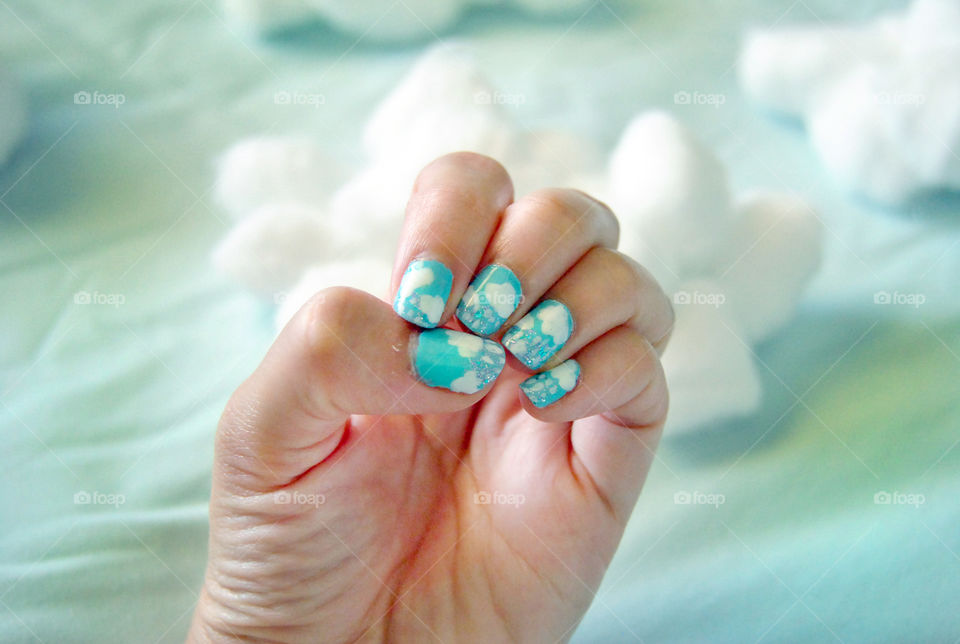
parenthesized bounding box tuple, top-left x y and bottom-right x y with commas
(188, 153, 674, 643)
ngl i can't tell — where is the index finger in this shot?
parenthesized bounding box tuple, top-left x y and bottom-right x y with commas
(392, 152, 514, 328)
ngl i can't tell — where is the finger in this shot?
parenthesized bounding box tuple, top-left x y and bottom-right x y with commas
(455, 187, 619, 337)
(502, 247, 673, 371)
(217, 287, 505, 489)
(564, 330, 668, 522)
(517, 326, 665, 423)
(392, 152, 513, 328)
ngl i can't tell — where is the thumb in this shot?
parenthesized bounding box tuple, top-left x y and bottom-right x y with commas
(215, 287, 505, 489)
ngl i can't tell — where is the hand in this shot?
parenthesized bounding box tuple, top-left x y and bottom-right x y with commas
(188, 152, 674, 643)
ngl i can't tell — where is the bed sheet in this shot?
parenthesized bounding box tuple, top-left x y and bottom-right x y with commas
(1, 0, 958, 642)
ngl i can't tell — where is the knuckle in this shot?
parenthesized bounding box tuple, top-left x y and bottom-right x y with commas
(523, 188, 618, 244)
(296, 287, 355, 365)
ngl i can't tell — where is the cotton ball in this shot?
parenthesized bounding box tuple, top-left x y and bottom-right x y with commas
(212, 203, 355, 295)
(222, 0, 315, 33)
(0, 66, 26, 165)
(662, 280, 763, 434)
(327, 163, 408, 260)
(717, 192, 822, 343)
(215, 137, 346, 218)
(739, 24, 898, 117)
(362, 44, 517, 167)
(306, 0, 465, 41)
(808, 60, 960, 203)
(607, 112, 734, 279)
(274, 258, 393, 331)
(901, 0, 960, 56)
(503, 129, 601, 196)
(739, 0, 960, 205)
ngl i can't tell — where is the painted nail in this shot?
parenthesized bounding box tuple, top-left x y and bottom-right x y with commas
(520, 359, 581, 408)
(502, 299, 573, 370)
(456, 264, 523, 336)
(412, 328, 506, 394)
(393, 259, 453, 328)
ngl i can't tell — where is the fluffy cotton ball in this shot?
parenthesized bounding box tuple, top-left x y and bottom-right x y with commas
(606, 111, 734, 284)
(503, 129, 602, 196)
(212, 203, 356, 295)
(274, 258, 393, 330)
(214, 137, 347, 219)
(602, 112, 821, 432)
(739, 0, 960, 204)
(0, 66, 27, 166)
(662, 280, 763, 435)
(363, 44, 517, 168)
(718, 191, 822, 343)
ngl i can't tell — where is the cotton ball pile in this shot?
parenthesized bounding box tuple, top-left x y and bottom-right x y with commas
(0, 65, 27, 166)
(212, 46, 822, 434)
(739, 0, 960, 205)
(212, 44, 597, 329)
(602, 112, 822, 434)
(223, 0, 594, 40)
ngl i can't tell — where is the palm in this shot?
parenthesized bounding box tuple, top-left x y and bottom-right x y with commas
(207, 367, 633, 643)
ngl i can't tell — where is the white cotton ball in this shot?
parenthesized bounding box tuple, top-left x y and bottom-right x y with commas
(662, 280, 763, 435)
(739, 24, 899, 117)
(901, 0, 960, 56)
(274, 258, 393, 331)
(0, 66, 26, 166)
(607, 112, 734, 279)
(327, 163, 408, 259)
(717, 191, 822, 343)
(306, 0, 465, 41)
(212, 203, 355, 295)
(362, 44, 517, 167)
(503, 129, 601, 196)
(222, 0, 315, 33)
(214, 137, 346, 219)
(739, 0, 960, 205)
(809, 59, 960, 203)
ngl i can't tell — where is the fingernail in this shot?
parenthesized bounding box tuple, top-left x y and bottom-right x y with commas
(456, 264, 523, 336)
(393, 258, 453, 328)
(412, 328, 506, 394)
(520, 359, 581, 407)
(502, 299, 573, 370)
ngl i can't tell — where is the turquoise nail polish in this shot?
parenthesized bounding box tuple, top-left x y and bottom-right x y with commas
(520, 359, 581, 407)
(502, 299, 573, 370)
(413, 329, 506, 394)
(456, 264, 523, 336)
(394, 259, 453, 328)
